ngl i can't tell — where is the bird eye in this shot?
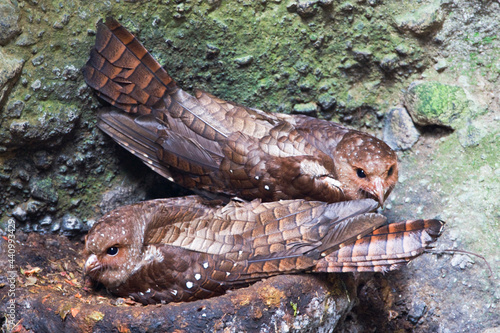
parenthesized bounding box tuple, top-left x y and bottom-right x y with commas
(106, 247, 119, 256)
(387, 166, 394, 177)
(356, 168, 366, 179)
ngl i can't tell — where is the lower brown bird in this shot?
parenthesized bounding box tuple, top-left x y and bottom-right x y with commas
(83, 196, 444, 304)
(83, 18, 398, 206)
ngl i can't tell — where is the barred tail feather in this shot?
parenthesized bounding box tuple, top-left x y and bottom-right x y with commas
(314, 219, 444, 273)
(83, 17, 176, 114)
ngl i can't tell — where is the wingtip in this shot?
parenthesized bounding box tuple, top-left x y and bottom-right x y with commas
(104, 17, 120, 29)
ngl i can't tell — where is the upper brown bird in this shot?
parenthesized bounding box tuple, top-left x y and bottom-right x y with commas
(83, 18, 398, 205)
(83, 196, 444, 305)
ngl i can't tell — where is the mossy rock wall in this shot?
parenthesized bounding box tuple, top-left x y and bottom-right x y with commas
(0, 0, 499, 332)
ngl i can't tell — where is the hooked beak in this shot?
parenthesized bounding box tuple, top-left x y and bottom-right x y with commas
(371, 177, 386, 207)
(84, 254, 101, 275)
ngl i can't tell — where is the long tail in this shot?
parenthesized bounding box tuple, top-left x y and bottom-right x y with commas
(83, 18, 229, 191)
(313, 219, 445, 273)
(82, 17, 176, 115)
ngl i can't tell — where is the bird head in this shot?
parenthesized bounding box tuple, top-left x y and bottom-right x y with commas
(83, 206, 144, 289)
(334, 131, 398, 206)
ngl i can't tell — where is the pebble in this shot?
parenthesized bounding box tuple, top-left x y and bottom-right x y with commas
(61, 214, 83, 233)
(12, 205, 27, 222)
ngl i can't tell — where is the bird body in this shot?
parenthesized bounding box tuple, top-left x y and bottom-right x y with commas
(84, 196, 444, 304)
(82, 18, 444, 306)
(83, 18, 398, 205)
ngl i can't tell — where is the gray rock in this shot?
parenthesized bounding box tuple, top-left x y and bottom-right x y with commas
(234, 55, 254, 67)
(394, 1, 445, 37)
(100, 185, 147, 214)
(12, 205, 27, 222)
(408, 300, 427, 324)
(296, 0, 319, 18)
(379, 53, 400, 72)
(0, 0, 21, 46)
(61, 214, 83, 233)
(434, 58, 448, 72)
(32, 150, 54, 170)
(39, 215, 53, 226)
(450, 254, 475, 270)
(383, 107, 420, 151)
(29, 178, 59, 204)
(403, 81, 472, 129)
(206, 44, 220, 60)
(15, 31, 37, 47)
(30, 79, 41, 91)
(6, 100, 24, 118)
(26, 200, 44, 215)
(317, 93, 336, 111)
(62, 65, 79, 81)
(0, 49, 24, 110)
(7, 103, 80, 147)
(31, 55, 45, 67)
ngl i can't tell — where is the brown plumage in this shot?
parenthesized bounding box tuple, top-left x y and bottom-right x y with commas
(83, 18, 398, 206)
(83, 196, 444, 305)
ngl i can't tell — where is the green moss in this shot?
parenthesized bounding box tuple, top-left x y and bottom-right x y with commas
(0, 0, 452, 225)
(405, 82, 472, 129)
(432, 128, 499, 256)
(7, 100, 80, 145)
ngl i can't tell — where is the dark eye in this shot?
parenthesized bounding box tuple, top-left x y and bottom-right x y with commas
(387, 166, 394, 177)
(356, 168, 366, 178)
(106, 247, 119, 256)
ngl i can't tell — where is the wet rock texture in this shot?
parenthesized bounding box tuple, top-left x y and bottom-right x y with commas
(383, 106, 420, 151)
(0, 0, 499, 332)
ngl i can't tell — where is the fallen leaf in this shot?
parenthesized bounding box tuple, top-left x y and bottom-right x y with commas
(24, 276, 37, 286)
(71, 307, 80, 318)
(87, 311, 105, 322)
(23, 267, 42, 276)
(58, 304, 73, 321)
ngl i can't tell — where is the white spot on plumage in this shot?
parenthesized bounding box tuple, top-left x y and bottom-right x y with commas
(264, 185, 270, 191)
(186, 281, 194, 289)
(202, 262, 209, 269)
(255, 176, 260, 180)
(195, 273, 201, 280)
(143, 245, 164, 263)
(171, 289, 178, 295)
(226, 272, 231, 276)
(146, 288, 151, 293)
